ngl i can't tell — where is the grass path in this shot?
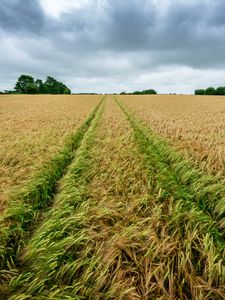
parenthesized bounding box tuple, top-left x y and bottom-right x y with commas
(0, 97, 105, 296)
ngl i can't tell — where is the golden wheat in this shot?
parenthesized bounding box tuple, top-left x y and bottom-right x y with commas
(1, 95, 225, 299)
(0, 94, 101, 209)
(121, 94, 225, 176)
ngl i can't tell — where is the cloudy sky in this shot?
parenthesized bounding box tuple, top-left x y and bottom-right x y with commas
(0, 0, 225, 94)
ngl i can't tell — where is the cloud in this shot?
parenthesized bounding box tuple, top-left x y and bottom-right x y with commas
(39, 0, 91, 18)
(0, 0, 225, 93)
(0, 0, 44, 34)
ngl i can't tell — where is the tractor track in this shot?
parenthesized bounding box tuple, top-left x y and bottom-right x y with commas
(0, 97, 105, 297)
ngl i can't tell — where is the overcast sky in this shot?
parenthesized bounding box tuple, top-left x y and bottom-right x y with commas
(0, 0, 225, 94)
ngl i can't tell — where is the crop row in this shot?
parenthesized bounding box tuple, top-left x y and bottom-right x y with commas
(0, 97, 104, 297)
(121, 95, 225, 176)
(116, 97, 225, 298)
(7, 100, 105, 299)
(0, 95, 101, 208)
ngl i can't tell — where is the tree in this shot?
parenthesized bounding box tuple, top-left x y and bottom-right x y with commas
(195, 89, 205, 95)
(132, 89, 157, 95)
(15, 75, 35, 93)
(44, 76, 59, 94)
(35, 79, 46, 94)
(142, 89, 157, 95)
(4, 90, 16, 94)
(216, 86, 225, 95)
(13, 74, 71, 94)
(26, 84, 39, 94)
(58, 82, 68, 94)
(63, 88, 71, 94)
(44, 76, 71, 94)
(205, 87, 216, 95)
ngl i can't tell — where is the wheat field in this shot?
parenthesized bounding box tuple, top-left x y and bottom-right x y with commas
(0, 95, 101, 209)
(121, 95, 225, 176)
(0, 94, 225, 299)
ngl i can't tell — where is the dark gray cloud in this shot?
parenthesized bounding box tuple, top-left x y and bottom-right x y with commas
(1, 0, 225, 93)
(0, 0, 44, 34)
(104, 0, 156, 50)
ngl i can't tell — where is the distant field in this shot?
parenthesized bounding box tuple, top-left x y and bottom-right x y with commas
(121, 94, 225, 176)
(1, 95, 225, 299)
(0, 94, 101, 208)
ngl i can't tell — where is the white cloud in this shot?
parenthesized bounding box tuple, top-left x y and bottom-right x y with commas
(39, 0, 90, 18)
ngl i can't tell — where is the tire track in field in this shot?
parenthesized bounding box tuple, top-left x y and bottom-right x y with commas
(116, 97, 225, 299)
(116, 97, 225, 239)
(6, 98, 105, 299)
(8, 97, 154, 299)
(0, 97, 105, 293)
(73, 97, 153, 299)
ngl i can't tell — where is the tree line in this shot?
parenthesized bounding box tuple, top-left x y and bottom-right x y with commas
(195, 86, 225, 95)
(120, 89, 157, 95)
(2, 75, 71, 94)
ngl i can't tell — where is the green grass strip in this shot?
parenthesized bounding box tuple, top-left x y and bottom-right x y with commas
(7, 100, 105, 299)
(116, 97, 225, 246)
(0, 97, 104, 284)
